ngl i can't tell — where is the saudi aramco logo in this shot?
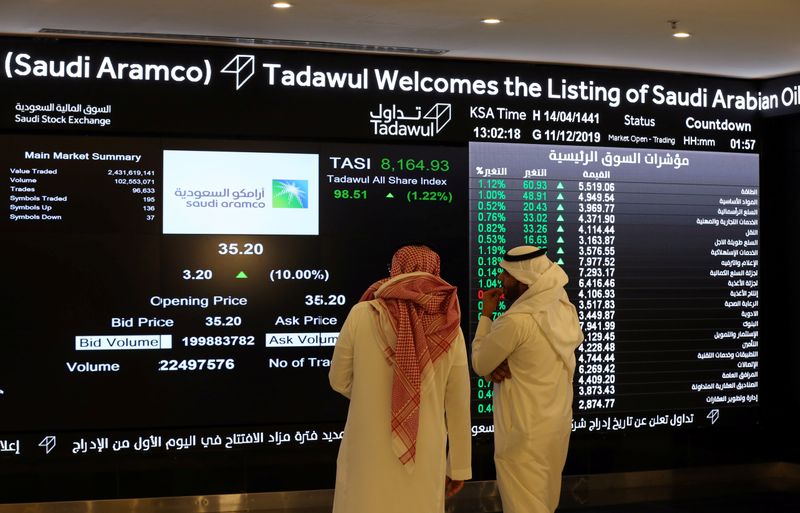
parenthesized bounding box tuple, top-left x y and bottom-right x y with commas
(272, 180, 309, 208)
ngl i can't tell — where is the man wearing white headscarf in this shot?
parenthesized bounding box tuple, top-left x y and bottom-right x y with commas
(330, 245, 472, 513)
(471, 245, 584, 513)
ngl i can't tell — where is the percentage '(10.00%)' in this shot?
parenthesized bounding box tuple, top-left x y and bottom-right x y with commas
(270, 269, 330, 282)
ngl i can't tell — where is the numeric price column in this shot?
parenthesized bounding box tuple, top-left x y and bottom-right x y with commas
(575, 176, 618, 412)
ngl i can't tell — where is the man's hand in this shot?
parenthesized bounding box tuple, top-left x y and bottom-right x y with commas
(487, 359, 511, 384)
(481, 288, 503, 318)
(445, 476, 464, 498)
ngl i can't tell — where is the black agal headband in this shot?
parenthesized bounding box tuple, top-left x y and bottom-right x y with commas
(503, 247, 548, 262)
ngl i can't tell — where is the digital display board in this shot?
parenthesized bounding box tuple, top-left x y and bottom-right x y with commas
(469, 143, 759, 432)
(2, 135, 467, 440)
(0, 35, 770, 501)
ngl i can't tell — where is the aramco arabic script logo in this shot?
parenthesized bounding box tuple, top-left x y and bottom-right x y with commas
(221, 55, 255, 90)
(369, 103, 452, 137)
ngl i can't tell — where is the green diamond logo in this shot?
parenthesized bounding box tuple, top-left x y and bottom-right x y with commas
(272, 180, 309, 208)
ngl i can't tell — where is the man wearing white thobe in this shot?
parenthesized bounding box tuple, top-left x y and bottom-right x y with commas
(330, 245, 472, 513)
(472, 245, 584, 513)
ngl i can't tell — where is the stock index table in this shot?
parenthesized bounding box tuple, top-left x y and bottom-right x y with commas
(470, 143, 759, 432)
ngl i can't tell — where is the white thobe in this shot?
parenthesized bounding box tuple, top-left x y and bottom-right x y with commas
(329, 300, 472, 513)
(472, 266, 584, 513)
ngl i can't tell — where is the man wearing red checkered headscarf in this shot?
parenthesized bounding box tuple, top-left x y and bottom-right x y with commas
(330, 245, 472, 513)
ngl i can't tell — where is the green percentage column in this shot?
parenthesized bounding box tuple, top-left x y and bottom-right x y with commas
(475, 178, 508, 324)
(473, 177, 508, 416)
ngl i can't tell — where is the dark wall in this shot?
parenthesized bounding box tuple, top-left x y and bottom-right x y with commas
(761, 112, 800, 463)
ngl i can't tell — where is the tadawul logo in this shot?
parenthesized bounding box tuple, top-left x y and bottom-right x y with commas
(221, 55, 255, 90)
(369, 103, 452, 137)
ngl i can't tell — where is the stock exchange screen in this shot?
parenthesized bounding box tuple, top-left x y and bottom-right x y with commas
(0, 36, 764, 498)
(469, 143, 758, 433)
